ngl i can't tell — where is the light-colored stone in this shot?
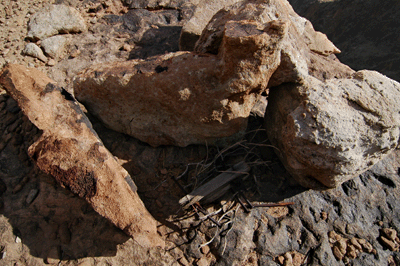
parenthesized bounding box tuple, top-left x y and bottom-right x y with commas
(27, 4, 87, 40)
(22, 43, 47, 62)
(0, 64, 164, 248)
(74, 20, 289, 147)
(266, 70, 400, 188)
(41, 35, 70, 59)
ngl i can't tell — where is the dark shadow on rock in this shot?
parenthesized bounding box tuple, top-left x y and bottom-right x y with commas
(128, 26, 182, 59)
(0, 96, 129, 261)
(288, 0, 400, 82)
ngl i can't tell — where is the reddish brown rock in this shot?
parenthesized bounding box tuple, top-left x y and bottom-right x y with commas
(0, 64, 164, 248)
(74, 19, 289, 147)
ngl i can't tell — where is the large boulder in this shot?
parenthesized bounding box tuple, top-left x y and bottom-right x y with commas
(0, 64, 164, 248)
(26, 4, 87, 41)
(74, 19, 289, 147)
(265, 70, 400, 188)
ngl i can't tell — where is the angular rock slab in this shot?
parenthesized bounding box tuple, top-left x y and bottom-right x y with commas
(265, 70, 400, 188)
(74, 20, 288, 147)
(27, 4, 87, 41)
(0, 64, 164, 248)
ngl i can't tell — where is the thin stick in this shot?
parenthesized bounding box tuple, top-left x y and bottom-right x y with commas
(252, 202, 295, 207)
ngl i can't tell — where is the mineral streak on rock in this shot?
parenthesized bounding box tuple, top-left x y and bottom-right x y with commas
(0, 64, 164, 248)
(74, 19, 289, 147)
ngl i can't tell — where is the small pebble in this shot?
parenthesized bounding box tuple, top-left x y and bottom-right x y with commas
(15, 236, 21, 243)
(47, 59, 56, 66)
(122, 43, 132, 51)
(26, 188, 39, 205)
(382, 228, 397, 241)
(70, 50, 81, 58)
(380, 236, 399, 251)
(332, 246, 344, 261)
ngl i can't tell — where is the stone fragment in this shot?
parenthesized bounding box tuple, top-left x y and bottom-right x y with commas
(335, 238, 347, 255)
(41, 35, 70, 59)
(22, 43, 47, 62)
(0, 64, 163, 248)
(26, 188, 39, 204)
(350, 237, 363, 251)
(266, 71, 400, 188)
(381, 228, 397, 241)
(26, 5, 87, 40)
(47, 59, 56, 66)
(332, 246, 344, 261)
(74, 19, 288, 147)
(380, 236, 399, 251)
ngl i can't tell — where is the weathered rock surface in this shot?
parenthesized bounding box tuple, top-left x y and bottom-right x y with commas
(26, 4, 87, 41)
(179, 0, 242, 51)
(22, 43, 47, 62)
(266, 70, 400, 188)
(192, 0, 345, 86)
(0, 64, 163, 248)
(41, 35, 70, 59)
(74, 19, 288, 147)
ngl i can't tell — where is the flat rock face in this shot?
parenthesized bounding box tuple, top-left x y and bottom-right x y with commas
(74, 20, 288, 147)
(0, 64, 163, 248)
(26, 4, 87, 41)
(266, 70, 400, 188)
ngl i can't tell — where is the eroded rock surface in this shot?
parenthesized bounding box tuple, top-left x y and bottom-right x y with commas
(74, 19, 288, 147)
(266, 70, 400, 188)
(0, 64, 163, 248)
(26, 4, 87, 41)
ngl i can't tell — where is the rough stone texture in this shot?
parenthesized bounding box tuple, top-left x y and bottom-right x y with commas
(22, 43, 47, 62)
(41, 35, 70, 59)
(266, 71, 400, 188)
(179, 0, 242, 51)
(192, 0, 347, 87)
(2, 0, 400, 265)
(288, 0, 400, 82)
(0, 64, 163, 248)
(74, 19, 288, 147)
(26, 4, 87, 40)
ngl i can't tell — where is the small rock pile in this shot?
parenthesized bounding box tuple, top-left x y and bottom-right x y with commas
(23, 4, 86, 66)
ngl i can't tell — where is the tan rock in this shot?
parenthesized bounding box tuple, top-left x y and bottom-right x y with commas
(0, 64, 163, 248)
(350, 237, 363, 251)
(380, 236, 399, 251)
(266, 71, 400, 188)
(74, 20, 288, 147)
(332, 246, 344, 261)
(381, 228, 398, 241)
